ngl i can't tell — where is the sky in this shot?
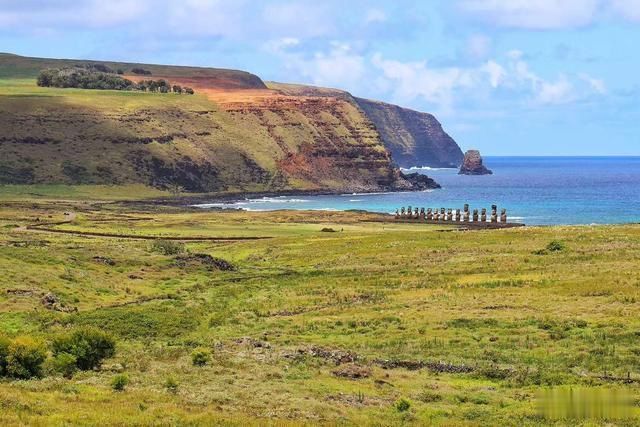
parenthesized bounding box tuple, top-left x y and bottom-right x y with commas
(1, 0, 639, 155)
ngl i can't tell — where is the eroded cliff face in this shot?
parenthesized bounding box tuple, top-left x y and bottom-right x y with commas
(0, 54, 448, 193)
(354, 98, 464, 168)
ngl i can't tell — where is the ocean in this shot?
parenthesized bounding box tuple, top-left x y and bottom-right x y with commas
(195, 157, 640, 225)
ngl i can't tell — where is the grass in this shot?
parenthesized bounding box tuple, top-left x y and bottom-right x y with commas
(0, 195, 639, 425)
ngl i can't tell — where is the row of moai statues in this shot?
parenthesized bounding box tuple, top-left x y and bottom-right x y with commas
(396, 204, 507, 223)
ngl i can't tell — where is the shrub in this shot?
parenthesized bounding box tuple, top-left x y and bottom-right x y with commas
(394, 397, 411, 412)
(417, 390, 442, 403)
(150, 239, 185, 255)
(191, 348, 211, 366)
(0, 336, 10, 376)
(51, 352, 78, 378)
(164, 376, 179, 393)
(131, 67, 152, 75)
(52, 327, 116, 371)
(111, 374, 129, 391)
(547, 240, 566, 252)
(5, 337, 47, 379)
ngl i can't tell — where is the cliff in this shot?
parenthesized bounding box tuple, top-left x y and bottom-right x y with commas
(0, 54, 450, 193)
(355, 98, 464, 168)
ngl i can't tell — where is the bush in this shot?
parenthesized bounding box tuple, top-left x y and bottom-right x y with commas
(52, 327, 116, 371)
(150, 239, 185, 255)
(0, 336, 10, 376)
(164, 376, 179, 393)
(51, 352, 78, 378)
(111, 374, 129, 391)
(131, 67, 152, 75)
(5, 337, 47, 379)
(394, 397, 411, 412)
(547, 240, 566, 252)
(191, 348, 211, 366)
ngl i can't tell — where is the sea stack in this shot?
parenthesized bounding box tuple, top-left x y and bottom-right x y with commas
(459, 150, 493, 175)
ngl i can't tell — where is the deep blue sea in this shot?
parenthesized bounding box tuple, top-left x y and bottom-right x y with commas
(196, 157, 640, 225)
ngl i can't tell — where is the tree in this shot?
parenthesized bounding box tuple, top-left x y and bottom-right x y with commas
(52, 327, 116, 371)
(51, 352, 78, 378)
(0, 336, 9, 376)
(5, 337, 47, 379)
(147, 80, 158, 92)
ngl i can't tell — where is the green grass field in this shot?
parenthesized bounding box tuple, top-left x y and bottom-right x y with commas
(0, 195, 639, 425)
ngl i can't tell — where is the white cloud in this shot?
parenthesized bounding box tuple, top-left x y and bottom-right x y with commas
(365, 9, 387, 24)
(610, 0, 640, 22)
(482, 60, 506, 88)
(367, 49, 606, 111)
(281, 43, 366, 89)
(371, 54, 476, 112)
(580, 73, 607, 94)
(264, 37, 300, 53)
(465, 34, 492, 59)
(535, 76, 575, 104)
(0, 0, 149, 29)
(457, 0, 601, 29)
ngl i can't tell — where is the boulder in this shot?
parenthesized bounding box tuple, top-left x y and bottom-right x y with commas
(459, 150, 492, 175)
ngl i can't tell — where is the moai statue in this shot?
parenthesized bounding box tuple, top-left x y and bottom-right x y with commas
(434, 208, 440, 221)
(481, 208, 487, 222)
(440, 208, 446, 222)
(491, 205, 498, 223)
(426, 208, 433, 221)
(473, 209, 479, 222)
(447, 209, 453, 221)
(456, 209, 461, 222)
(420, 208, 425, 220)
(407, 206, 412, 218)
(400, 207, 406, 218)
(500, 209, 507, 223)
(464, 208, 470, 222)
(395, 209, 400, 219)
(414, 207, 419, 219)
(464, 204, 469, 215)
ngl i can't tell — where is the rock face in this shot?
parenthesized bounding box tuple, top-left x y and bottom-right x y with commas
(401, 172, 441, 190)
(354, 98, 464, 168)
(0, 54, 445, 193)
(459, 150, 493, 175)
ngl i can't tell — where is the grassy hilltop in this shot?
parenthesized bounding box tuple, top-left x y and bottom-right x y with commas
(0, 197, 639, 425)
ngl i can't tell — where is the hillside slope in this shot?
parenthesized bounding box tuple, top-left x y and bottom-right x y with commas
(0, 54, 456, 193)
(355, 98, 464, 168)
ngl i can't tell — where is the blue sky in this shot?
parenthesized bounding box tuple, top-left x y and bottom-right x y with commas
(1, 0, 639, 155)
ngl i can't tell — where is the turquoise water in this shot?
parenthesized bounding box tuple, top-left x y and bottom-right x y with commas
(196, 157, 640, 225)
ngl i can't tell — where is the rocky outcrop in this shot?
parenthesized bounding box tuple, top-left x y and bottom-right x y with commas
(459, 150, 492, 175)
(354, 98, 464, 168)
(401, 172, 441, 190)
